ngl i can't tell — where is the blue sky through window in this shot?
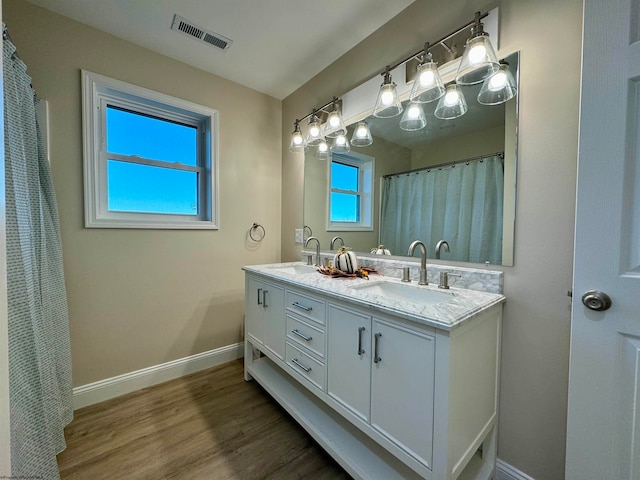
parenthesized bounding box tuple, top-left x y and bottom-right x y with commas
(331, 161, 360, 222)
(106, 106, 199, 215)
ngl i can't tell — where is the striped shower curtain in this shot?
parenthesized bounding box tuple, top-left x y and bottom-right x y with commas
(4, 29, 72, 478)
(380, 155, 504, 264)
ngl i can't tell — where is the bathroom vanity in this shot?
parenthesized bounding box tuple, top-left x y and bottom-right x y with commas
(243, 262, 504, 480)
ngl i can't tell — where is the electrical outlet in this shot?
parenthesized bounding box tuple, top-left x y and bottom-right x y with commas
(295, 229, 304, 243)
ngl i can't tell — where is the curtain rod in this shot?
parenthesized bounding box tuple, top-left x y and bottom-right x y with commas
(383, 151, 504, 178)
(296, 11, 490, 125)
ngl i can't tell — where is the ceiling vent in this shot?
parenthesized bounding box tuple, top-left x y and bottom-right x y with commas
(171, 14, 232, 52)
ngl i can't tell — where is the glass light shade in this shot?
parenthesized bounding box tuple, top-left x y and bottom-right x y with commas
(350, 121, 373, 147)
(330, 134, 350, 153)
(410, 61, 445, 103)
(323, 109, 347, 138)
(434, 84, 468, 120)
(306, 115, 324, 146)
(316, 139, 330, 160)
(455, 34, 500, 85)
(373, 81, 403, 118)
(289, 123, 306, 153)
(399, 102, 427, 131)
(477, 63, 517, 105)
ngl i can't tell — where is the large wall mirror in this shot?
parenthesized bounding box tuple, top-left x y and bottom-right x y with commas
(303, 51, 519, 266)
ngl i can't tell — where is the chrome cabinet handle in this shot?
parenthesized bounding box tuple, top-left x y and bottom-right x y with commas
(257, 288, 262, 305)
(292, 358, 312, 373)
(262, 290, 268, 308)
(374, 332, 382, 364)
(291, 301, 312, 312)
(292, 329, 312, 342)
(357, 326, 365, 355)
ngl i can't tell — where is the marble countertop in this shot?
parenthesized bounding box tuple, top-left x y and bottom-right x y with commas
(243, 262, 505, 331)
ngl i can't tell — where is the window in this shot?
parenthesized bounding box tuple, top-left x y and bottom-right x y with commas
(82, 71, 219, 229)
(328, 152, 374, 231)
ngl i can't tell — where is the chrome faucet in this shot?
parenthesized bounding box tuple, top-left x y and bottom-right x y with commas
(330, 236, 345, 250)
(304, 236, 321, 266)
(435, 240, 450, 259)
(408, 240, 428, 285)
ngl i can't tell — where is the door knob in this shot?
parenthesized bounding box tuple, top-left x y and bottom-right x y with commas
(581, 290, 612, 311)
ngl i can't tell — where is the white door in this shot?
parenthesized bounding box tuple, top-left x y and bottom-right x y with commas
(566, 0, 640, 478)
(370, 318, 435, 469)
(327, 304, 371, 422)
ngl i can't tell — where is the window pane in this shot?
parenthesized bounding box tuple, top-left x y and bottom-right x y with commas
(331, 162, 359, 191)
(107, 160, 198, 215)
(106, 106, 197, 166)
(330, 192, 360, 222)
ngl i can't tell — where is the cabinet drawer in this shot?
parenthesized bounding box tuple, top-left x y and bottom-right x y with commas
(286, 314, 326, 359)
(286, 342, 325, 391)
(286, 290, 326, 325)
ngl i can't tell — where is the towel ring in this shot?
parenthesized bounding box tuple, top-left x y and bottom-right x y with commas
(250, 223, 266, 242)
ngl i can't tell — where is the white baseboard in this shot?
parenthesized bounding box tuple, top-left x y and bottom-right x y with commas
(495, 458, 535, 480)
(73, 342, 244, 410)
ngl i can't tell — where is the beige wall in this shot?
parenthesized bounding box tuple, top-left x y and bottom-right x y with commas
(282, 0, 582, 478)
(411, 125, 505, 168)
(4, 0, 282, 386)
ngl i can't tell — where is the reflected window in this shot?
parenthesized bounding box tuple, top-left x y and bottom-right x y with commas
(328, 153, 374, 231)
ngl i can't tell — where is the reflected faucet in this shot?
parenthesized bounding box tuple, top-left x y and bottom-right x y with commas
(330, 236, 344, 250)
(435, 240, 450, 260)
(304, 236, 321, 266)
(408, 240, 428, 285)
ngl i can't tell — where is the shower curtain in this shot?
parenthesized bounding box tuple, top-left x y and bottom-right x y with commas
(4, 30, 72, 478)
(380, 155, 504, 264)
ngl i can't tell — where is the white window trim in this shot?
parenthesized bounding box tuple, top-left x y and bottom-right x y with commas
(327, 151, 374, 232)
(82, 70, 219, 229)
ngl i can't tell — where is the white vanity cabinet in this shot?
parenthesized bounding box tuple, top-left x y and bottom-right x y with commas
(327, 304, 436, 471)
(245, 276, 285, 360)
(243, 269, 503, 480)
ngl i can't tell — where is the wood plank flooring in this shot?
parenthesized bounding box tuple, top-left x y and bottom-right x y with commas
(57, 360, 350, 479)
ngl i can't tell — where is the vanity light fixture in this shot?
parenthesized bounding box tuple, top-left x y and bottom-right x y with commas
(399, 102, 427, 131)
(330, 133, 351, 153)
(409, 43, 445, 103)
(373, 66, 403, 118)
(434, 84, 468, 120)
(477, 61, 517, 105)
(289, 119, 306, 153)
(350, 120, 373, 147)
(323, 98, 347, 138)
(455, 11, 499, 85)
(306, 111, 325, 146)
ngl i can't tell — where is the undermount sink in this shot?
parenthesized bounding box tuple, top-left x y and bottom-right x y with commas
(269, 264, 317, 275)
(350, 281, 452, 306)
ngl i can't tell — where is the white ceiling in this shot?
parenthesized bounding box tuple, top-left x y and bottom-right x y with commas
(25, 0, 415, 99)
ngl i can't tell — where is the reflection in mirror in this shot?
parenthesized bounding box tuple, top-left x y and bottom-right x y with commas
(303, 52, 518, 266)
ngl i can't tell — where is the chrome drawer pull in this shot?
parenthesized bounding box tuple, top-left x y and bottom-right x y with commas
(292, 329, 313, 342)
(374, 332, 382, 364)
(291, 301, 313, 312)
(357, 326, 365, 355)
(292, 358, 312, 373)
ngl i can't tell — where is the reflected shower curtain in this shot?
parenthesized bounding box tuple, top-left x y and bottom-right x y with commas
(4, 32, 72, 478)
(380, 155, 504, 264)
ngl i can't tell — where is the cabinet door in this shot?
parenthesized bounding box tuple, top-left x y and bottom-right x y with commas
(262, 282, 285, 360)
(246, 276, 264, 345)
(371, 318, 435, 469)
(327, 304, 371, 422)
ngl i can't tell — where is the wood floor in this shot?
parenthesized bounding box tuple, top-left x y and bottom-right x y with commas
(57, 360, 350, 479)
